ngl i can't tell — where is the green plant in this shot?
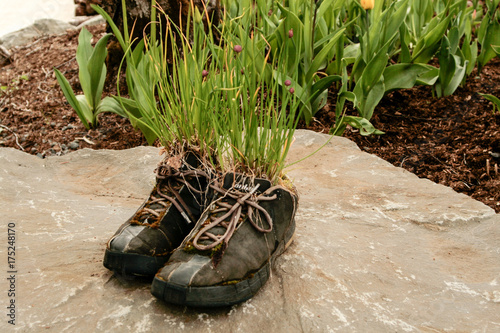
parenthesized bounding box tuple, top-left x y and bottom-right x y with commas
(477, 0, 500, 72)
(479, 93, 500, 114)
(219, 5, 302, 180)
(348, 0, 428, 121)
(54, 28, 128, 129)
(98, 0, 306, 182)
(434, 33, 468, 97)
(249, 0, 346, 125)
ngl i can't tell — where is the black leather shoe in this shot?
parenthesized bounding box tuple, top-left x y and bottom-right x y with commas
(103, 153, 213, 276)
(151, 172, 298, 306)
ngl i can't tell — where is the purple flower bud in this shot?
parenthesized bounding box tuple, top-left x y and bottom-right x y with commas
(288, 29, 293, 38)
(284, 79, 292, 86)
(268, 9, 272, 16)
(234, 45, 242, 53)
(202, 70, 209, 77)
(241, 68, 245, 75)
(289, 87, 295, 94)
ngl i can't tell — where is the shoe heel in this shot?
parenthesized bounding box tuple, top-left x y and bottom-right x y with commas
(284, 217, 295, 248)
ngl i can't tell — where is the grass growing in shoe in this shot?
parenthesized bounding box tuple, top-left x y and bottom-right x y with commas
(96, 0, 305, 184)
(93, 1, 223, 166)
(213, 5, 302, 183)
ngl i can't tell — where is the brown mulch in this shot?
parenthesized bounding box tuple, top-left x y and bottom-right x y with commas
(1, 23, 499, 212)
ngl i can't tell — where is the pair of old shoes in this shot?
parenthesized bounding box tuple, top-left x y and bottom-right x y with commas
(103, 153, 298, 307)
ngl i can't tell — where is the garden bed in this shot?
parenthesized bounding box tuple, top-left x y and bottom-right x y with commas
(0, 23, 499, 212)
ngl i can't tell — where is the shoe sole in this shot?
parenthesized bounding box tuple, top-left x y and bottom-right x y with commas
(103, 249, 169, 277)
(150, 219, 296, 307)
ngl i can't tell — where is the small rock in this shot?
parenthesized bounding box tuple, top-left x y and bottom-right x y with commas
(68, 16, 93, 26)
(76, 16, 106, 30)
(0, 19, 75, 49)
(30, 147, 37, 153)
(61, 144, 67, 150)
(50, 122, 56, 127)
(36, 153, 43, 159)
(69, 142, 79, 150)
(62, 125, 75, 131)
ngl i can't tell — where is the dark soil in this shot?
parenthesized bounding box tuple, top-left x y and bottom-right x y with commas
(1, 24, 499, 212)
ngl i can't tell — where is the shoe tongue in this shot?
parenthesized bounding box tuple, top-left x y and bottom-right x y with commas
(222, 173, 271, 194)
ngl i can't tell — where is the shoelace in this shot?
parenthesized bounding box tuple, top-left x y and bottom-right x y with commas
(135, 163, 208, 225)
(192, 183, 279, 251)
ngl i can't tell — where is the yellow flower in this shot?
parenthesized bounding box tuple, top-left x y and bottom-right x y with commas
(361, 0, 374, 10)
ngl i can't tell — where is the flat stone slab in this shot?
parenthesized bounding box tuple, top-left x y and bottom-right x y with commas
(0, 19, 75, 50)
(1, 130, 499, 332)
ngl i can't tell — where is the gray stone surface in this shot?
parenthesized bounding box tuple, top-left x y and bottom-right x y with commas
(0, 19, 75, 49)
(0, 130, 499, 332)
(75, 16, 106, 30)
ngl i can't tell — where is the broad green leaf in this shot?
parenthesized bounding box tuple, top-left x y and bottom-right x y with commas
(382, 0, 409, 47)
(478, 19, 500, 71)
(76, 28, 93, 105)
(360, 45, 389, 96)
(462, 35, 478, 76)
(437, 36, 455, 97)
(106, 97, 159, 144)
(311, 75, 341, 97)
(76, 28, 93, 64)
(443, 55, 467, 96)
(448, 26, 459, 55)
(75, 95, 94, 126)
(343, 43, 360, 63)
(342, 116, 384, 136)
(306, 28, 345, 79)
(360, 80, 385, 120)
(399, 23, 411, 63)
(479, 93, 500, 113)
(87, 33, 111, 109)
(112, 96, 143, 118)
(54, 68, 90, 129)
(412, 15, 452, 63)
(383, 63, 431, 92)
(95, 96, 128, 118)
(415, 66, 439, 85)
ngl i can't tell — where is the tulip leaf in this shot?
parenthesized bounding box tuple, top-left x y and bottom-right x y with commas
(478, 93, 500, 114)
(359, 44, 389, 96)
(383, 63, 431, 93)
(75, 95, 94, 127)
(76, 28, 93, 107)
(412, 15, 452, 63)
(306, 29, 345, 79)
(87, 33, 111, 109)
(478, 18, 500, 72)
(54, 68, 90, 129)
(342, 116, 384, 136)
(359, 80, 385, 120)
(415, 66, 439, 86)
